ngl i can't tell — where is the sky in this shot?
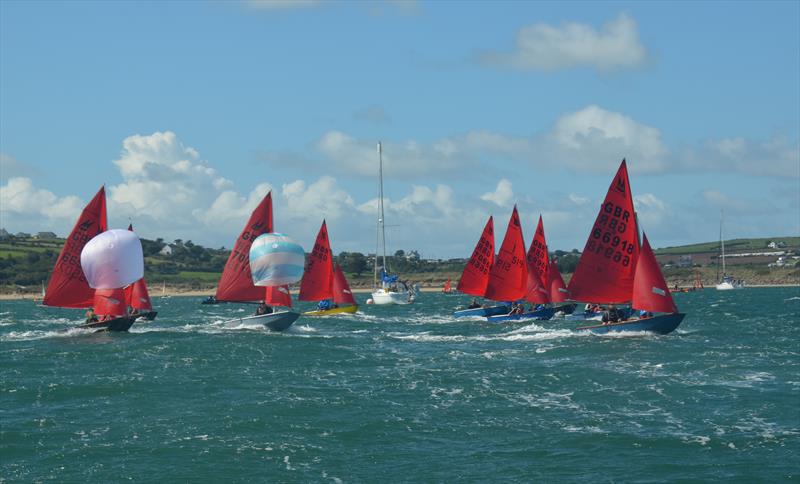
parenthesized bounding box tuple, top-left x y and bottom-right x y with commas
(1, 0, 798, 259)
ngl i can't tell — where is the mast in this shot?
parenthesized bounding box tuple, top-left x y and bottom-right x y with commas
(377, 142, 387, 285)
(719, 210, 726, 278)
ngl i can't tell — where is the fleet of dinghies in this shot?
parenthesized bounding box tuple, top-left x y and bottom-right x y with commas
(453, 159, 686, 335)
(41, 156, 685, 336)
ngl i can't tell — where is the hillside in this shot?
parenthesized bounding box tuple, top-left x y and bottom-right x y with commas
(1, 234, 797, 297)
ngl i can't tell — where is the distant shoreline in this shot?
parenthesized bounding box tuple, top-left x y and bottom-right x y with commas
(2, 284, 798, 302)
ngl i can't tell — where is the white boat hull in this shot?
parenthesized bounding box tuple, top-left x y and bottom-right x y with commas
(371, 289, 413, 305)
(223, 311, 300, 331)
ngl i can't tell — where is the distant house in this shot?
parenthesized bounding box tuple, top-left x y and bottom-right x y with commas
(16, 232, 30, 238)
(35, 231, 57, 239)
(0, 228, 9, 239)
(678, 255, 693, 268)
(767, 241, 787, 249)
(159, 245, 173, 256)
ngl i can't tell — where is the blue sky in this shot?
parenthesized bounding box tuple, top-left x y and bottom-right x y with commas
(1, 0, 798, 258)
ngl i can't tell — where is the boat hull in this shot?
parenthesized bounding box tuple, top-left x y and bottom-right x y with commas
(135, 310, 158, 321)
(303, 305, 359, 316)
(224, 311, 300, 331)
(715, 282, 741, 290)
(78, 316, 136, 332)
(486, 307, 556, 323)
(453, 305, 510, 318)
(371, 289, 413, 305)
(576, 313, 685, 335)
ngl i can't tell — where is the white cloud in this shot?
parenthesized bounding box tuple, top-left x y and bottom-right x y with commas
(545, 105, 668, 173)
(697, 135, 799, 178)
(243, 0, 321, 10)
(481, 179, 514, 207)
(0, 177, 85, 234)
(281, 176, 355, 221)
(480, 13, 647, 72)
(315, 131, 469, 178)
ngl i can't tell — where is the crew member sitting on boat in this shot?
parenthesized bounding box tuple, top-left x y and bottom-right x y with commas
(255, 303, 272, 315)
(467, 298, 481, 309)
(85, 308, 98, 323)
(317, 299, 337, 311)
(509, 302, 524, 315)
(602, 305, 622, 324)
(638, 309, 652, 319)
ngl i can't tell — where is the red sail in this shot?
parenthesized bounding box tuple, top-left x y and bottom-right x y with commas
(567, 160, 640, 303)
(43, 186, 107, 308)
(333, 264, 357, 305)
(456, 216, 494, 297)
(125, 224, 152, 310)
(125, 280, 153, 310)
(485, 206, 528, 302)
(524, 215, 550, 304)
(299, 220, 335, 301)
(548, 260, 570, 303)
(633, 234, 678, 314)
(93, 288, 127, 316)
(215, 192, 273, 302)
(265, 285, 293, 307)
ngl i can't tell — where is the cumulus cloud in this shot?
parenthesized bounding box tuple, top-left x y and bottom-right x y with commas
(315, 131, 470, 179)
(545, 105, 668, 173)
(243, 0, 321, 10)
(479, 13, 647, 72)
(0, 177, 85, 234)
(694, 136, 799, 178)
(481, 179, 514, 207)
(281, 176, 355, 221)
(1, 154, 39, 181)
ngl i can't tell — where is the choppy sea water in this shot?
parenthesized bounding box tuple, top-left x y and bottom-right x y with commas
(1, 287, 798, 482)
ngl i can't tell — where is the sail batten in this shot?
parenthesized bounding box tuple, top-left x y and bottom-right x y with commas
(567, 160, 640, 303)
(457, 216, 494, 297)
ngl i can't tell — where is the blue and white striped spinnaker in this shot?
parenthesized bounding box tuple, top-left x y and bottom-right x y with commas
(249, 233, 305, 286)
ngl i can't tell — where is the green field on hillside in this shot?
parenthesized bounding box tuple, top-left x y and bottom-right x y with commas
(655, 237, 800, 255)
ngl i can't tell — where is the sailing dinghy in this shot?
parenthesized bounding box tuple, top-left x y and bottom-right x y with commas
(44, 187, 140, 332)
(568, 160, 685, 334)
(214, 192, 301, 331)
(453, 216, 510, 318)
(485, 209, 559, 323)
(300, 220, 359, 316)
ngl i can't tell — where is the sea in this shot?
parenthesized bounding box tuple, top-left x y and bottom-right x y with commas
(1, 287, 798, 482)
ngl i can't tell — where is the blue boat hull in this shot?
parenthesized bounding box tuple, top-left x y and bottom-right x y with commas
(453, 305, 510, 318)
(576, 313, 685, 335)
(486, 307, 557, 323)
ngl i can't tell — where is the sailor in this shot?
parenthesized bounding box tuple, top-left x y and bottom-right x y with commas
(467, 298, 481, 309)
(85, 308, 98, 323)
(318, 299, 333, 311)
(255, 303, 272, 315)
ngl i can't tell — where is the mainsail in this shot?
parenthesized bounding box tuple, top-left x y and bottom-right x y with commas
(299, 220, 335, 302)
(524, 215, 550, 304)
(632, 234, 678, 314)
(43, 186, 107, 308)
(484, 206, 528, 302)
(456, 216, 494, 297)
(215, 192, 274, 302)
(567, 160, 640, 303)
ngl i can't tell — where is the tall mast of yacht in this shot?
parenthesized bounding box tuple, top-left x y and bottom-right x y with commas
(378, 142, 387, 275)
